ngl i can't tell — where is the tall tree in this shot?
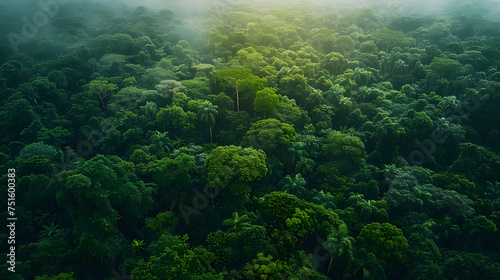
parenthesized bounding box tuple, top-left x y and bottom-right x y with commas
(83, 79, 118, 108)
(211, 68, 266, 112)
(198, 101, 219, 143)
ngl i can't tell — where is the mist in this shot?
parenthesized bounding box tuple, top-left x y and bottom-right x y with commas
(0, 0, 499, 55)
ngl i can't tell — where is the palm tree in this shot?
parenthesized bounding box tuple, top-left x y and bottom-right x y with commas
(37, 222, 59, 239)
(131, 239, 146, 255)
(172, 135, 186, 148)
(222, 212, 252, 231)
(310, 190, 336, 210)
(279, 173, 307, 199)
(295, 157, 316, 176)
(198, 101, 219, 143)
(32, 208, 56, 226)
(322, 223, 353, 276)
(149, 131, 173, 153)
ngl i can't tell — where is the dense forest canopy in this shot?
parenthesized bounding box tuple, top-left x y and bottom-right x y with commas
(0, 0, 500, 279)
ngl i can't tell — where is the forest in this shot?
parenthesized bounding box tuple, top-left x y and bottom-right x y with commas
(1, 0, 500, 279)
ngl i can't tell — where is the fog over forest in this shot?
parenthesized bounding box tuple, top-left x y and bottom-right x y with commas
(1, 0, 499, 50)
(1, 0, 500, 21)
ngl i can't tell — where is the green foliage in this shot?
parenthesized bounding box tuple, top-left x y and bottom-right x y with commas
(322, 133, 366, 168)
(242, 253, 292, 280)
(279, 173, 308, 199)
(141, 67, 177, 89)
(146, 211, 179, 234)
(357, 222, 409, 263)
(18, 142, 57, 159)
(211, 68, 266, 112)
(277, 72, 311, 107)
(34, 273, 76, 280)
(132, 235, 218, 280)
(37, 222, 60, 239)
(205, 145, 267, 194)
(432, 173, 478, 197)
(372, 28, 408, 52)
(242, 118, 297, 153)
(5, 3, 500, 280)
(255, 191, 344, 246)
(198, 101, 219, 143)
(443, 251, 500, 280)
(322, 52, 347, 75)
(254, 87, 280, 117)
(131, 239, 146, 255)
(399, 109, 433, 139)
(450, 143, 500, 184)
(427, 57, 465, 79)
(84, 79, 118, 107)
(156, 105, 196, 133)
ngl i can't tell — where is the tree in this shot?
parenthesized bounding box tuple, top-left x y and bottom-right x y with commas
(141, 67, 177, 89)
(131, 239, 146, 255)
(211, 68, 266, 112)
(242, 253, 293, 279)
(345, 194, 389, 223)
(37, 221, 60, 239)
(372, 28, 408, 52)
(450, 143, 500, 184)
(254, 87, 280, 117)
(427, 57, 465, 79)
(0, 98, 35, 139)
(218, 212, 269, 263)
(205, 145, 268, 205)
(443, 251, 500, 280)
(310, 189, 336, 210)
(357, 222, 409, 264)
(156, 105, 196, 133)
(295, 157, 316, 177)
(141, 101, 158, 121)
(274, 96, 302, 125)
(322, 52, 347, 75)
(322, 223, 354, 278)
(132, 234, 219, 279)
(222, 212, 251, 231)
(242, 118, 297, 154)
(145, 211, 179, 234)
(399, 109, 433, 139)
(322, 133, 366, 168)
(146, 152, 196, 209)
(198, 101, 219, 143)
(277, 72, 311, 107)
(279, 173, 308, 199)
(371, 117, 405, 165)
(19, 142, 57, 159)
(84, 79, 118, 108)
(38, 126, 71, 148)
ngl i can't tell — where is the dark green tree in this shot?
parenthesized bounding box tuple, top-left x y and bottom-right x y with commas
(198, 101, 219, 143)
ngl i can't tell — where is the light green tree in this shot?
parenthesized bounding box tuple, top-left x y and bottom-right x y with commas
(357, 222, 409, 263)
(83, 79, 118, 108)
